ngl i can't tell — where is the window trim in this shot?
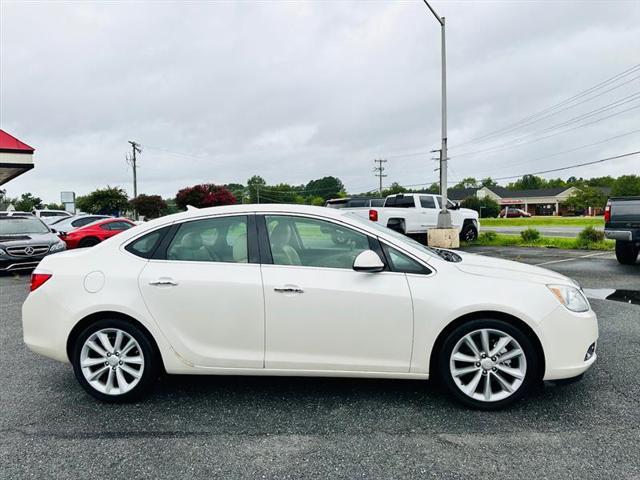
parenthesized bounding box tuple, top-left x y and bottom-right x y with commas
(257, 213, 382, 270)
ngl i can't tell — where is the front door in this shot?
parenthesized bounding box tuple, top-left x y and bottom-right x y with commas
(260, 214, 413, 372)
(138, 215, 264, 368)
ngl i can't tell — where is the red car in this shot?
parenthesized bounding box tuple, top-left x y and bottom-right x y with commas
(499, 208, 532, 218)
(62, 218, 135, 249)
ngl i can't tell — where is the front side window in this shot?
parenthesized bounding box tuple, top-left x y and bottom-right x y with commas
(167, 216, 248, 263)
(265, 215, 370, 269)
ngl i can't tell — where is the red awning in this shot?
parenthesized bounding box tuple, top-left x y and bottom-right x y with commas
(0, 130, 35, 153)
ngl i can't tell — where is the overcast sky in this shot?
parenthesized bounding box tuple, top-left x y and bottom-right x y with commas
(1, 0, 639, 202)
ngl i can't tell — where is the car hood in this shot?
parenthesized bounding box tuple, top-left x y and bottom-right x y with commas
(453, 250, 575, 286)
(0, 232, 59, 246)
(458, 207, 478, 218)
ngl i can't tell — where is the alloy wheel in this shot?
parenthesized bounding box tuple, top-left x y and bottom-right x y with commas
(80, 328, 145, 395)
(449, 328, 527, 402)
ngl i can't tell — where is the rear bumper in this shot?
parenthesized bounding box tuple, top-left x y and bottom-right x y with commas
(605, 230, 633, 241)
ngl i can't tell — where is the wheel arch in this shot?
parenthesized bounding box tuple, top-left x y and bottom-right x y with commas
(66, 310, 165, 372)
(79, 236, 101, 246)
(428, 310, 545, 379)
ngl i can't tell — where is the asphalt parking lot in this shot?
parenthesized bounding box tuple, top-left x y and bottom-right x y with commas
(1, 247, 639, 479)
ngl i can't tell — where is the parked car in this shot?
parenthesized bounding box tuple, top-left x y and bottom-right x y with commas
(345, 193, 479, 241)
(61, 218, 135, 249)
(604, 197, 640, 265)
(0, 214, 65, 272)
(0, 211, 34, 217)
(22, 204, 597, 409)
(50, 214, 111, 234)
(32, 209, 73, 225)
(325, 197, 385, 209)
(498, 208, 532, 218)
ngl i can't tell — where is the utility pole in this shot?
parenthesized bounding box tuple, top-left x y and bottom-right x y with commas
(126, 141, 142, 219)
(422, 1, 451, 228)
(373, 159, 388, 196)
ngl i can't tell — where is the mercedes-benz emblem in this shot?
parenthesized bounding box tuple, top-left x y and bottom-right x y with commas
(24, 246, 35, 255)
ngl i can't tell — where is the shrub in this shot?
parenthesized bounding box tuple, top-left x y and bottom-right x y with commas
(479, 231, 497, 241)
(520, 228, 541, 242)
(175, 184, 237, 210)
(576, 226, 606, 249)
(578, 226, 605, 243)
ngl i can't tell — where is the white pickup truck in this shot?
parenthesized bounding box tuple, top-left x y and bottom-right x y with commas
(345, 193, 480, 241)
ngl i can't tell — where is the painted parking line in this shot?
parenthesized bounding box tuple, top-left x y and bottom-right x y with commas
(535, 251, 612, 266)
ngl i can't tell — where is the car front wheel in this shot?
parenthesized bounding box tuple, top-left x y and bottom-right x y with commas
(437, 319, 539, 410)
(72, 318, 158, 402)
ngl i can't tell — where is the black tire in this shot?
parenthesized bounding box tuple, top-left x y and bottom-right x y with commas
(437, 318, 540, 410)
(615, 241, 639, 265)
(460, 222, 478, 242)
(72, 318, 159, 403)
(78, 237, 101, 248)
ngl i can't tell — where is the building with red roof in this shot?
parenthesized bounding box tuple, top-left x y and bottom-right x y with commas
(0, 129, 35, 185)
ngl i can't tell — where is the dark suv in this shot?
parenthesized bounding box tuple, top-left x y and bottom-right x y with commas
(0, 214, 66, 272)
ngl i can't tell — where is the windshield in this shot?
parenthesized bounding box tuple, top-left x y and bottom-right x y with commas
(0, 217, 50, 235)
(341, 212, 439, 258)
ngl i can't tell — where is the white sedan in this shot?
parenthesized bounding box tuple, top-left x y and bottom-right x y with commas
(22, 204, 597, 409)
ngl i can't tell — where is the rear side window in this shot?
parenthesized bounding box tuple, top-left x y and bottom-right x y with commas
(72, 217, 102, 228)
(125, 227, 169, 259)
(385, 196, 416, 208)
(166, 216, 248, 263)
(419, 196, 436, 208)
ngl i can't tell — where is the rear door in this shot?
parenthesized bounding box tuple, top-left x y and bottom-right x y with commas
(137, 214, 265, 368)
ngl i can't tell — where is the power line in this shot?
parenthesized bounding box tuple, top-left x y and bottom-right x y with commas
(489, 150, 640, 181)
(454, 62, 640, 148)
(449, 102, 640, 159)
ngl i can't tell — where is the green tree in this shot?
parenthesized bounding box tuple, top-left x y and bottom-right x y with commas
(304, 176, 345, 201)
(611, 175, 640, 196)
(507, 174, 546, 190)
(480, 177, 497, 188)
(14, 193, 43, 211)
(76, 186, 129, 215)
(225, 183, 246, 202)
(247, 175, 267, 203)
(381, 182, 407, 197)
(129, 194, 168, 219)
(545, 178, 567, 188)
(307, 196, 325, 206)
(44, 203, 65, 210)
(586, 176, 616, 188)
(562, 187, 607, 213)
(453, 177, 478, 189)
(460, 195, 500, 218)
(260, 183, 304, 204)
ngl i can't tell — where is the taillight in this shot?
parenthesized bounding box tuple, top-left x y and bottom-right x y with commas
(369, 209, 378, 222)
(604, 200, 611, 223)
(30, 273, 52, 292)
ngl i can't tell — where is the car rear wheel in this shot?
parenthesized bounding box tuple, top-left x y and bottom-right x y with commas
(78, 237, 101, 248)
(437, 319, 539, 410)
(72, 318, 158, 402)
(615, 241, 639, 265)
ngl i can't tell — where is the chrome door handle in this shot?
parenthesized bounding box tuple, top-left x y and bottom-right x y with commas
(274, 287, 304, 294)
(149, 279, 178, 286)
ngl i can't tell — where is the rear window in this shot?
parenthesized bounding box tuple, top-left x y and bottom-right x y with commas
(385, 196, 416, 208)
(347, 199, 367, 208)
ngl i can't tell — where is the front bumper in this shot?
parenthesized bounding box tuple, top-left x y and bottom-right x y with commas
(539, 305, 598, 381)
(0, 255, 47, 272)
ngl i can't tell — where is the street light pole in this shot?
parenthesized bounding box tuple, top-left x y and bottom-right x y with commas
(423, 1, 452, 228)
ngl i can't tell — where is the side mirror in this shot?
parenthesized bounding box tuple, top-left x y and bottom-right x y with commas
(353, 250, 385, 273)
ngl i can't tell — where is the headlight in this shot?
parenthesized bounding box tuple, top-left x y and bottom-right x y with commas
(50, 241, 66, 252)
(547, 284, 590, 313)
